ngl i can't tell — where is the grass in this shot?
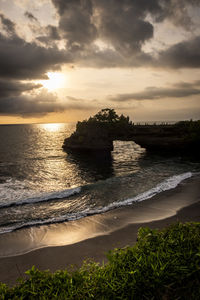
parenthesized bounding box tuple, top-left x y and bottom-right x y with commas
(0, 222, 200, 299)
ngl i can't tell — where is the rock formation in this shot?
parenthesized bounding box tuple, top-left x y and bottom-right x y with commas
(63, 109, 134, 152)
(63, 109, 200, 154)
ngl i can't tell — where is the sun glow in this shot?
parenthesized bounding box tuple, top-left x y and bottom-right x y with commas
(41, 123, 63, 132)
(40, 72, 67, 91)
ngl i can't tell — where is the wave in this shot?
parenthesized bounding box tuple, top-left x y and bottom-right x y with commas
(64, 171, 193, 217)
(0, 172, 192, 234)
(0, 186, 81, 209)
(106, 171, 192, 207)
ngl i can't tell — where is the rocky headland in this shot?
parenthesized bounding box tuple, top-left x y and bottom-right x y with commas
(62, 109, 200, 154)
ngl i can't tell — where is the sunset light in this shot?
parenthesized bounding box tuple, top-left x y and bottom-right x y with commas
(41, 123, 63, 132)
(40, 72, 67, 91)
(0, 1, 200, 294)
(0, 0, 200, 124)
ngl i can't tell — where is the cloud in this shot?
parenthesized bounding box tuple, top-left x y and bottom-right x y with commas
(0, 78, 66, 117)
(49, 0, 160, 67)
(0, 1, 199, 120)
(156, 36, 200, 68)
(52, 1, 199, 48)
(173, 80, 200, 88)
(74, 45, 153, 68)
(0, 89, 69, 117)
(0, 23, 70, 80)
(48, 0, 200, 69)
(52, 0, 97, 48)
(0, 13, 16, 34)
(0, 79, 41, 98)
(36, 25, 61, 47)
(51, 0, 159, 57)
(52, 0, 199, 53)
(156, 0, 200, 30)
(24, 11, 61, 46)
(0, 13, 74, 117)
(109, 81, 200, 102)
(64, 96, 98, 110)
(93, 0, 159, 55)
(1, 1, 200, 77)
(46, 25, 61, 40)
(24, 11, 38, 22)
(0, 79, 96, 117)
(0, 90, 99, 117)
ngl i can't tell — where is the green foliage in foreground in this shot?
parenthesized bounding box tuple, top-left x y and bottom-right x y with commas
(1, 222, 200, 299)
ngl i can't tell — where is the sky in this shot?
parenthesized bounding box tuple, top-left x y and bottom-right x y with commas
(0, 0, 200, 124)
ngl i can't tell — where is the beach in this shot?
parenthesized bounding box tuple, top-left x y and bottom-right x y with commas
(0, 175, 199, 286)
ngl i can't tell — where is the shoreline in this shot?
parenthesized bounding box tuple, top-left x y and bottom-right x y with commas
(0, 175, 199, 285)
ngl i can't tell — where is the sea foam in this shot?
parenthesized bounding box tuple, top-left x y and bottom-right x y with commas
(0, 172, 192, 234)
(0, 184, 81, 208)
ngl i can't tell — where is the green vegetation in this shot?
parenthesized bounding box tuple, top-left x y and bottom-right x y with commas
(75, 108, 134, 138)
(1, 222, 200, 299)
(63, 108, 200, 153)
(62, 109, 135, 151)
(90, 108, 132, 124)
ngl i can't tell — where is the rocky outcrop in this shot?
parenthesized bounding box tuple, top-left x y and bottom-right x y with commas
(130, 123, 200, 153)
(63, 110, 200, 154)
(63, 109, 134, 152)
(63, 120, 133, 152)
(63, 127, 114, 152)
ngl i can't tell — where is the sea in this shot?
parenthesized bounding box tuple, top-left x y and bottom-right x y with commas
(0, 123, 200, 235)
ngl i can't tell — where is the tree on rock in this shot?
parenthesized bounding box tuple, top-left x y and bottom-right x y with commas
(63, 109, 134, 152)
(93, 108, 119, 123)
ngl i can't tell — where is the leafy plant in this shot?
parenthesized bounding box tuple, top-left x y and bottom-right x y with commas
(1, 222, 199, 299)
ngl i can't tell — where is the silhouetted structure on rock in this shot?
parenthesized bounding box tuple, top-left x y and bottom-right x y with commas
(63, 109, 200, 154)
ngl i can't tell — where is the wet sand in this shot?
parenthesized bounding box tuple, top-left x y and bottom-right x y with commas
(0, 175, 199, 285)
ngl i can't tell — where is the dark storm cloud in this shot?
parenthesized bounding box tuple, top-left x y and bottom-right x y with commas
(93, 0, 159, 55)
(0, 12, 75, 118)
(52, 0, 97, 48)
(0, 1, 199, 119)
(0, 1, 199, 80)
(1, 0, 199, 79)
(109, 81, 200, 102)
(156, 36, 200, 69)
(36, 25, 61, 47)
(51, 0, 159, 54)
(50, 0, 200, 68)
(0, 89, 97, 117)
(0, 79, 41, 98)
(46, 25, 61, 40)
(0, 13, 16, 34)
(0, 28, 70, 80)
(0, 89, 68, 117)
(91, 0, 200, 67)
(50, 0, 160, 67)
(0, 12, 74, 117)
(0, 79, 67, 117)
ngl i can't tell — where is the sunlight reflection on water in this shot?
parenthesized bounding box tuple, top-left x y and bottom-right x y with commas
(1, 123, 199, 236)
(40, 123, 65, 132)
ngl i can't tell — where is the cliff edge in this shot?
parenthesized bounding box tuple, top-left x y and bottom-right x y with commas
(63, 109, 200, 154)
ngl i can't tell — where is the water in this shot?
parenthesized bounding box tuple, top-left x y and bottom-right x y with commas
(0, 123, 199, 234)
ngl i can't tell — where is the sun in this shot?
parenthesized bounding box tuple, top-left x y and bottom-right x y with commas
(40, 72, 67, 91)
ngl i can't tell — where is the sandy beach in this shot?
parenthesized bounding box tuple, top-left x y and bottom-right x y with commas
(0, 175, 199, 286)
